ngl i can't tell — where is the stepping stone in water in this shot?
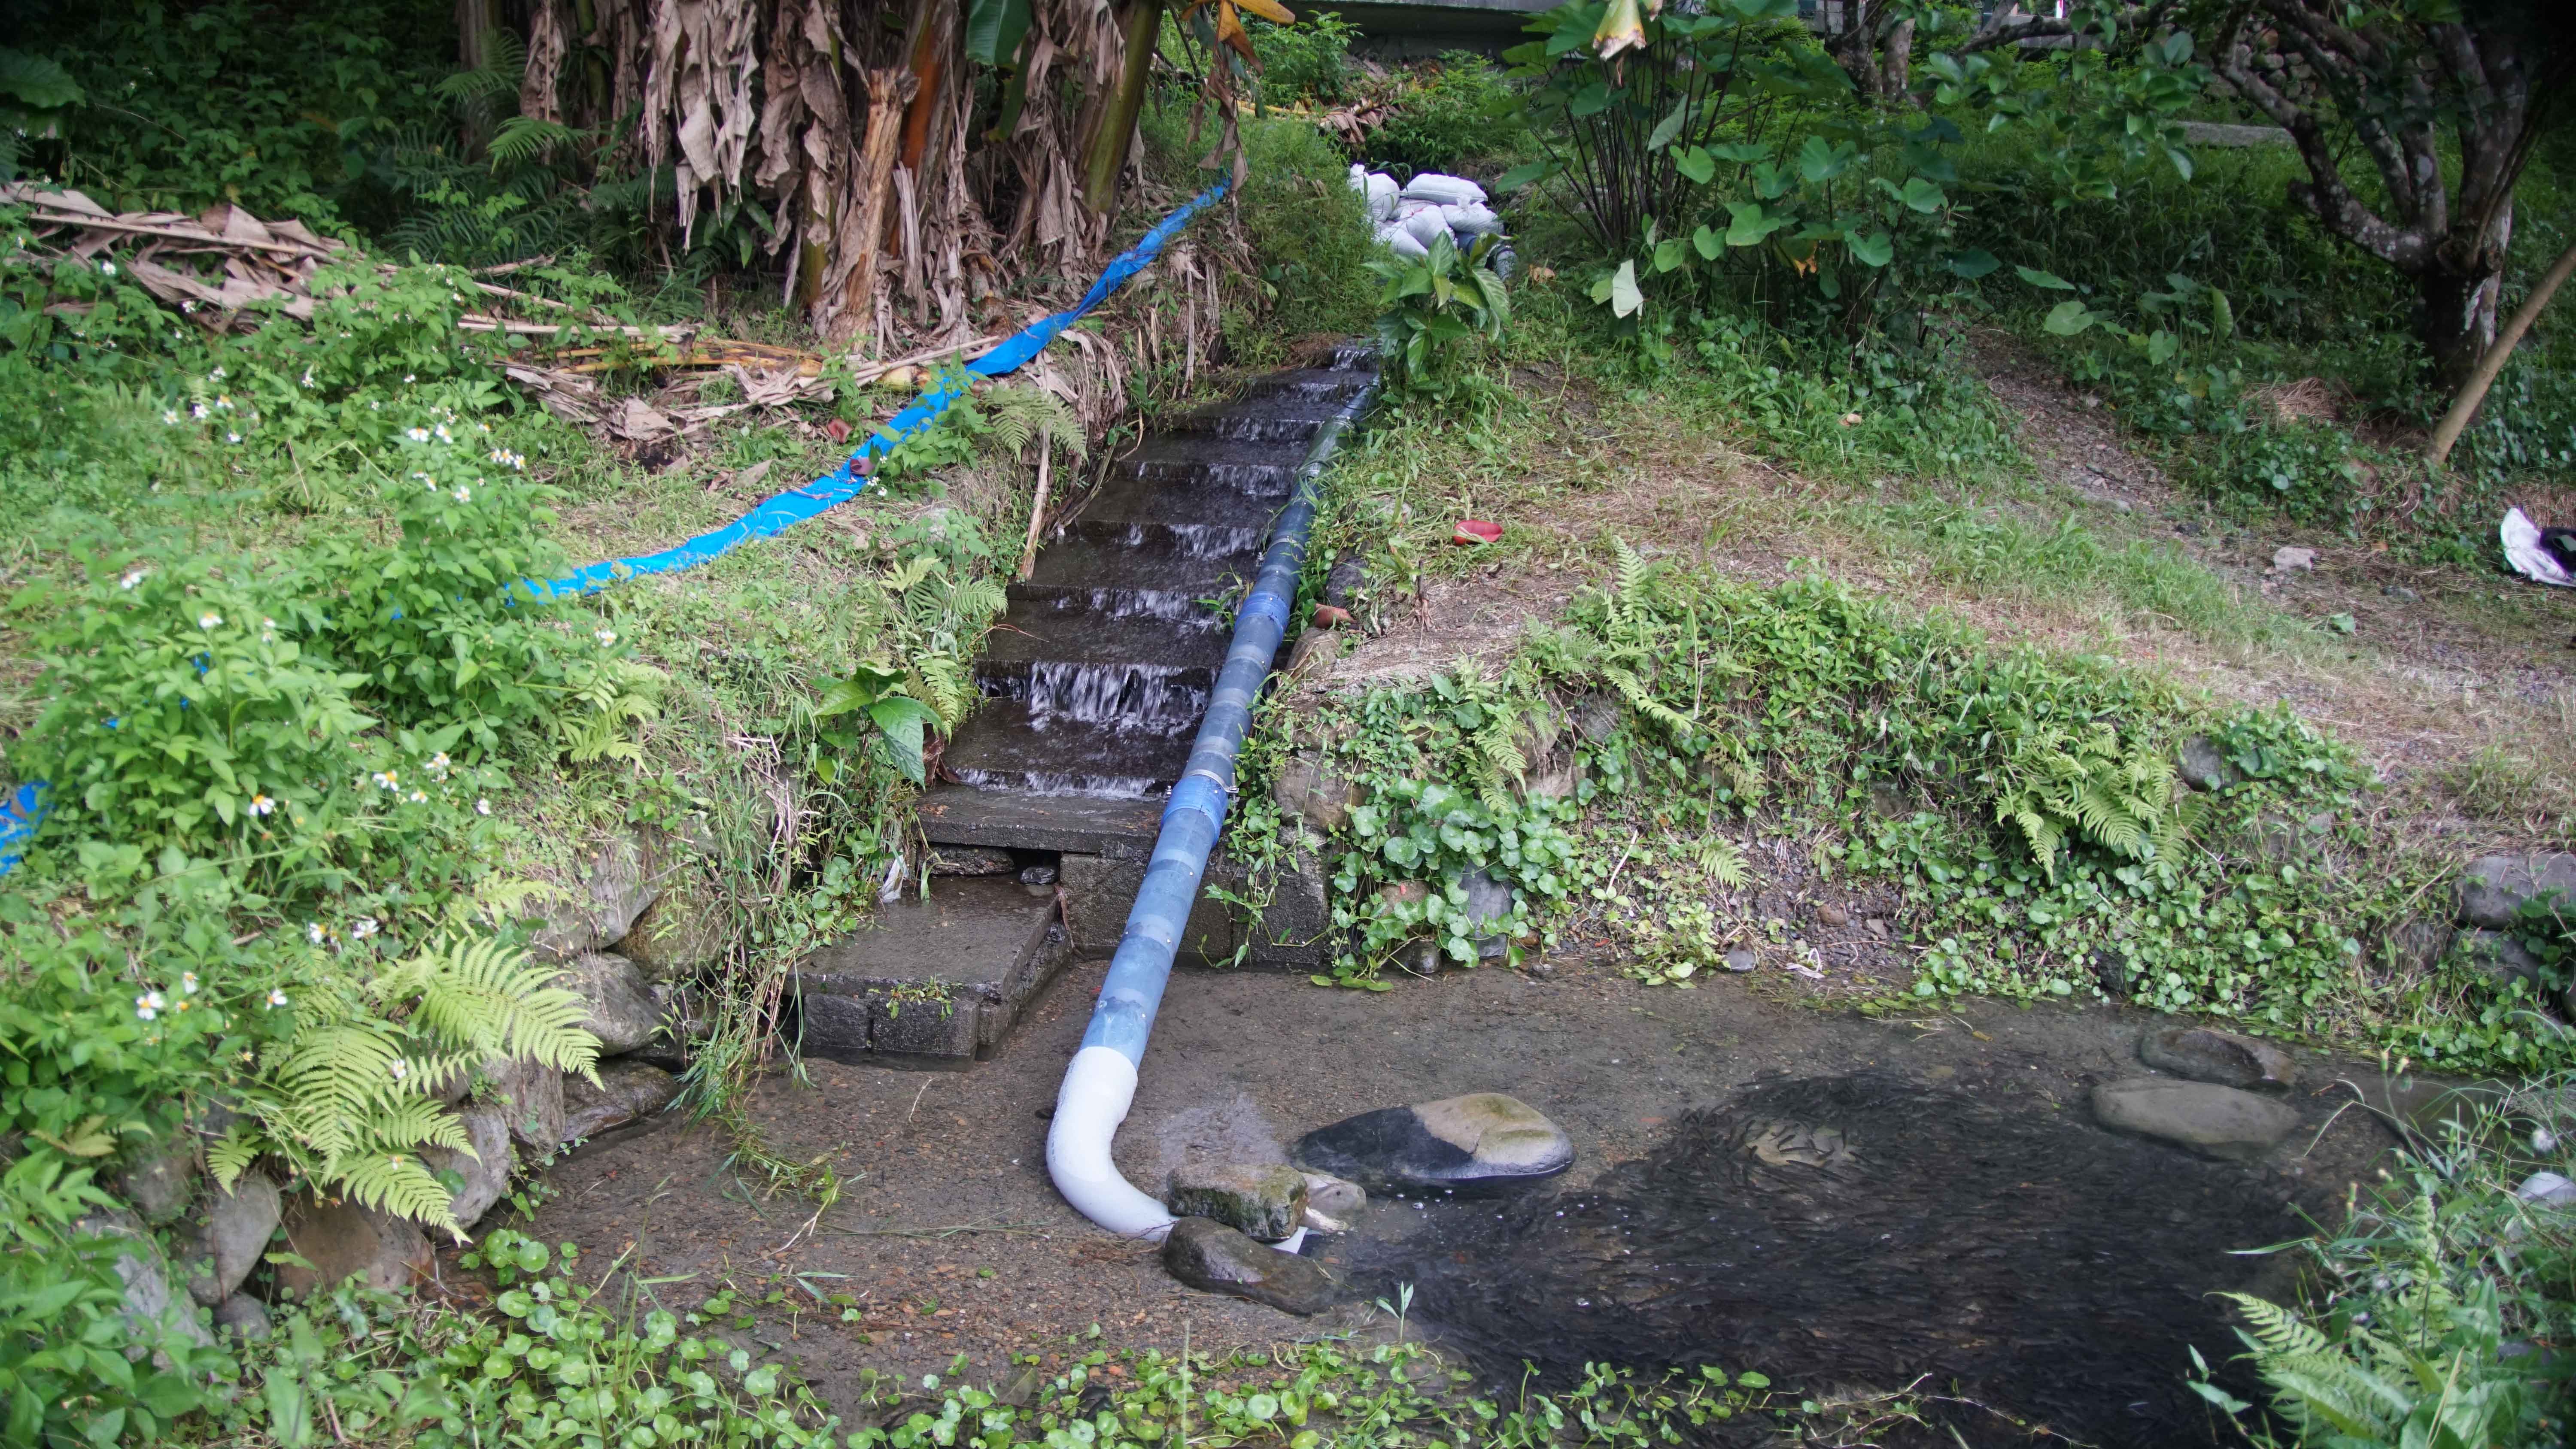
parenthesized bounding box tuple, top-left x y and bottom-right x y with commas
(1165, 1163, 1307, 1243)
(2091, 1078, 2300, 1162)
(2139, 1026, 2297, 1092)
(1293, 1092, 1572, 1194)
(1161, 1218, 1342, 1316)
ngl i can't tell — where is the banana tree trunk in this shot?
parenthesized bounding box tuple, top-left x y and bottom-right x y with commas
(1081, 0, 1163, 217)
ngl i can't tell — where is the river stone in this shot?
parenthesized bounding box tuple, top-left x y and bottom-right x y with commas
(2176, 735, 2238, 792)
(2091, 1078, 2300, 1162)
(531, 831, 664, 961)
(2139, 1027, 2297, 1093)
(77, 1209, 213, 1351)
(1301, 1172, 1366, 1217)
(112, 1134, 200, 1225)
(2458, 929, 2545, 990)
(1461, 869, 1514, 959)
(482, 1056, 568, 1155)
(213, 1294, 272, 1341)
(1160, 1217, 1342, 1315)
(1293, 1092, 1573, 1194)
(2458, 853, 2576, 928)
(1273, 755, 1363, 833)
(420, 1103, 516, 1230)
(556, 952, 663, 1056)
(1166, 1163, 1308, 1242)
(613, 872, 729, 983)
(278, 1197, 432, 1299)
(187, 1167, 281, 1307)
(563, 1060, 681, 1140)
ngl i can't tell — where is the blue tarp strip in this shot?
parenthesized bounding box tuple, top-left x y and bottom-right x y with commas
(0, 179, 1232, 879)
(526, 176, 1231, 599)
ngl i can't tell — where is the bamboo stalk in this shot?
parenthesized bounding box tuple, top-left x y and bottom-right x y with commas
(2428, 237, 2576, 468)
(1020, 446, 1054, 581)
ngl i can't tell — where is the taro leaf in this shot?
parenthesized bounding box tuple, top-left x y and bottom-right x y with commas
(1896, 176, 1945, 213)
(0, 49, 82, 109)
(2015, 265, 2076, 291)
(1796, 134, 1855, 182)
(2042, 300, 2099, 336)
(1608, 260, 1643, 318)
(1673, 145, 1715, 184)
(1692, 224, 1723, 261)
(1646, 96, 1690, 151)
(1653, 238, 1686, 273)
(1944, 248, 1999, 279)
(1709, 142, 1768, 164)
(1497, 159, 1557, 192)
(1722, 201, 1793, 248)
(1847, 229, 1894, 267)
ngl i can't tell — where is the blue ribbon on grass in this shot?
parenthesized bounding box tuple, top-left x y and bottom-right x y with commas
(526, 176, 1232, 598)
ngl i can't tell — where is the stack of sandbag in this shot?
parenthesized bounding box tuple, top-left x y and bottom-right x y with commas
(1348, 166, 1503, 261)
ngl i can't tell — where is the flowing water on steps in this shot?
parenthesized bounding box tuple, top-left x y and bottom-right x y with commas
(939, 346, 1376, 800)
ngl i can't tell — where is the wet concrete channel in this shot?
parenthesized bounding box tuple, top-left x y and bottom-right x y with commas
(787, 346, 1377, 1065)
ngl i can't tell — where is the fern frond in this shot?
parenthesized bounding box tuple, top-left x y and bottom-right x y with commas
(1697, 837, 1747, 888)
(336, 1152, 463, 1236)
(390, 935, 601, 1074)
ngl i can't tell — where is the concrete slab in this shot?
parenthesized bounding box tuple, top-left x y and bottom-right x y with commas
(793, 876, 1070, 1063)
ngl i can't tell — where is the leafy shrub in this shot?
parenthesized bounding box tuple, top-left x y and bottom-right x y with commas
(1370, 230, 1509, 400)
(1251, 12, 1361, 105)
(0, 1154, 224, 1447)
(2193, 1078, 2576, 1449)
(2178, 418, 2380, 525)
(1364, 52, 1527, 179)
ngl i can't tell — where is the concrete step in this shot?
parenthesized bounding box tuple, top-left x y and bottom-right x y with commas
(793, 875, 1071, 1064)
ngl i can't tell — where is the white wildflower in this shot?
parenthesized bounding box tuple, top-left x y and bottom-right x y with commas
(135, 992, 163, 1021)
(266, 988, 290, 1009)
(197, 611, 222, 629)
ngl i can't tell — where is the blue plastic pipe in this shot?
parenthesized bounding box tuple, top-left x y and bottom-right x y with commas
(1045, 377, 1376, 1241)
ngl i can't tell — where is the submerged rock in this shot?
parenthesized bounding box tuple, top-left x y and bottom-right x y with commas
(1301, 1172, 1367, 1219)
(2091, 1079, 2299, 1162)
(1161, 1218, 1341, 1315)
(1293, 1092, 1572, 1194)
(1166, 1163, 1307, 1243)
(2139, 1027, 2296, 1093)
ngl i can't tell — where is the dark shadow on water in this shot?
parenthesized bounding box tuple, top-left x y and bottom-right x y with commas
(1349, 1072, 2284, 1448)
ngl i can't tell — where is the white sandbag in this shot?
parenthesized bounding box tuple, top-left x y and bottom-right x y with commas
(1366, 174, 1399, 226)
(1400, 173, 1487, 208)
(2503, 507, 2573, 587)
(1400, 207, 1451, 250)
(1347, 165, 1401, 225)
(1439, 201, 1502, 235)
(1375, 222, 1430, 259)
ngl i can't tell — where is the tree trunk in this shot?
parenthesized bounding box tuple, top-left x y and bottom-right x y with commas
(1081, 0, 1165, 217)
(2418, 261, 2505, 393)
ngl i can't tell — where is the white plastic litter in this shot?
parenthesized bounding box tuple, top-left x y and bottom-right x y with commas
(2518, 1170, 2576, 1206)
(1400, 172, 1488, 208)
(2503, 507, 2573, 587)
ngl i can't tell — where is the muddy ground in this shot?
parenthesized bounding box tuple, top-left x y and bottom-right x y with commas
(505, 952, 2428, 1436)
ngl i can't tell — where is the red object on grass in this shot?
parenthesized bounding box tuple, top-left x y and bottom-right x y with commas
(822, 417, 852, 444)
(1312, 604, 1353, 629)
(1452, 518, 1503, 546)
